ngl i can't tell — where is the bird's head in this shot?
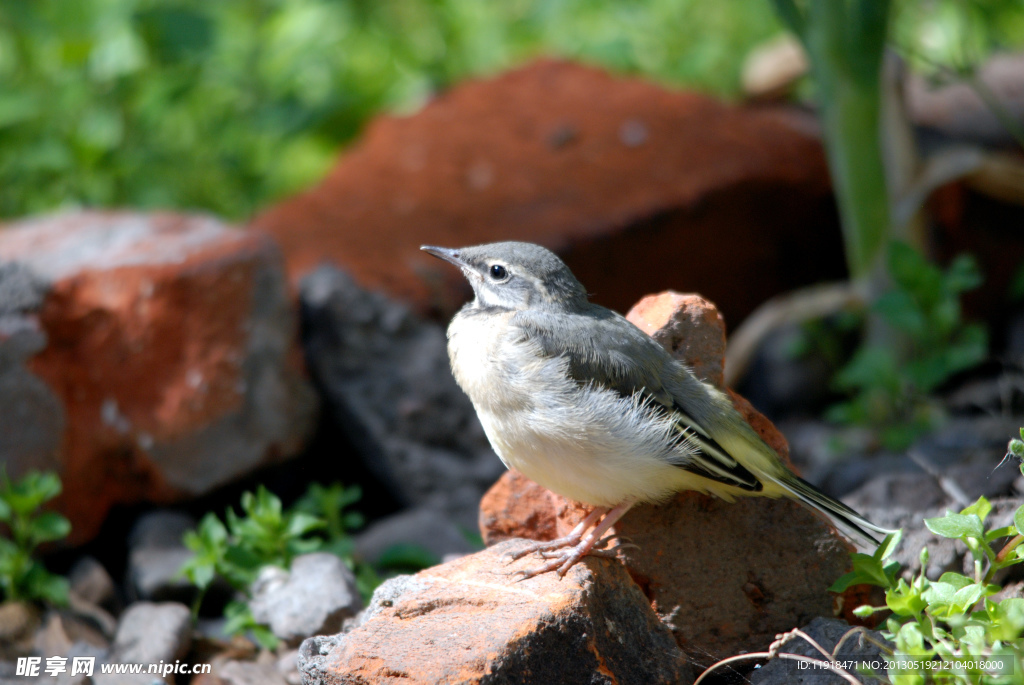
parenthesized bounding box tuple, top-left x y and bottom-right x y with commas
(421, 241, 588, 311)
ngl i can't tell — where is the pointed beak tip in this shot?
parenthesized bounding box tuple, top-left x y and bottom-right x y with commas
(420, 245, 462, 266)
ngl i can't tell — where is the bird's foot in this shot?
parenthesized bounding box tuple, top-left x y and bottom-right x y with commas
(501, 533, 584, 563)
(509, 539, 595, 581)
(541, 535, 637, 558)
(504, 502, 635, 581)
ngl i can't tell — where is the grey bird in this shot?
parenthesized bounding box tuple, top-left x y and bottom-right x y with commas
(422, 241, 892, 578)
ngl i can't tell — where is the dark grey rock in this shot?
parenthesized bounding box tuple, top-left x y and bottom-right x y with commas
(300, 266, 504, 529)
(248, 554, 362, 646)
(750, 617, 891, 685)
(0, 261, 48, 316)
(0, 262, 64, 477)
(787, 415, 1023, 504)
(353, 506, 476, 565)
(735, 322, 837, 421)
(848, 497, 1023, 579)
(69, 557, 117, 610)
(126, 511, 197, 603)
(297, 633, 344, 685)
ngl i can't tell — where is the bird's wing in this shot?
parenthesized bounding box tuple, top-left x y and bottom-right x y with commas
(512, 306, 763, 492)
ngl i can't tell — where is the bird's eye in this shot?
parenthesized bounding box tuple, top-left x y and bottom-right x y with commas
(489, 264, 508, 281)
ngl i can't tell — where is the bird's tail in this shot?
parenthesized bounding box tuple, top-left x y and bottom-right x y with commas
(769, 473, 897, 547)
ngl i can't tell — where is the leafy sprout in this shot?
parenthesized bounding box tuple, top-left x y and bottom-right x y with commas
(0, 469, 72, 606)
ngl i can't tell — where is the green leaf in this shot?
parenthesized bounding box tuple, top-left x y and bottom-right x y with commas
(874, 289, 927, 337)
(945, 254, 983, 294)
(951, 583, 985, 612)
(987, 598, 1024, 641)
(875, 530, 903, 562)
(0, 498, 11, 522)
(925, 512, 984, 539)
(960, 497, 992, 523)
(285, 513, 324, 538)
(895, 620, 926, 652)
(249, 624, 279, 651)
(22, 564, 69, 606)
(923, 581, 956, 607)
(886, 578, 928, 616)
(888, 241, 943, 302)
(1015, 503, 1024, 537)
(937, 572, 972, 590)
(29, 511, 72, 546)
(829, 571, 862, 593)
(4, 472, 62, 515)
(182, 561, 215, 590)
(986, 525, 1016, 543)
(223, 600, 256, 635)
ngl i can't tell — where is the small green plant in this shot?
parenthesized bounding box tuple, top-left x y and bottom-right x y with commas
(293, 482, 364, 559)
(180, 485, 325, 649)
(830, 489, 1024, 683)
(0, 470, 71, 606)
(291, 481, 389, 600)
(826, 241, 988, 449)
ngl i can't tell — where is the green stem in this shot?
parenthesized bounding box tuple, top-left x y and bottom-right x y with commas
(986, 534, 1024, 583)
(803, 0, 892, 280)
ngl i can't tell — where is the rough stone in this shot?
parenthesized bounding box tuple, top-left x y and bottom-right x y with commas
(204, 660, 289, 685)
(0, 211, 319, 544)
(749, 617, 891, 685)
(0, 602, 41, 661)
(250, 59, 844, 325)
(298, 539, 691, 685)
(126, 511, 197, 603)
(299, 265, 503, 529)
(0, 262, 64, 478)
(248, 554, 362, 646)
(353, 506, 477, 565)
(625, 292, 726, 387)
(478, 292, 856, 666)
(34, 612, 75, 656)
(478, 470, 562, 546)
(481, 475, 853, 667)
(108, 602, 191, 666)
(846, 497, 1023, 581)
(68, 557, 117, 611)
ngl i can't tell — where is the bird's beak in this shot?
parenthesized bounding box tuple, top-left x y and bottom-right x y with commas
(420, 245, 466, 268)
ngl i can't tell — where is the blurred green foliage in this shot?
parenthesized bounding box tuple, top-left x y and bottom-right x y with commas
(2, 1, 1023, 223)
(892, 0, 1024, 74)
(0, 470, 71, 606)
(0, 0, 782, 221)
(826, 242, 987, 449)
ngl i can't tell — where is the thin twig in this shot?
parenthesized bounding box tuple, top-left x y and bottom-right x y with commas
(724, 281, 866, 387)
(694, 628, 865, 685)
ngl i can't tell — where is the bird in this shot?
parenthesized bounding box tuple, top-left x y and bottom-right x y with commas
(421, 241, 893, 579)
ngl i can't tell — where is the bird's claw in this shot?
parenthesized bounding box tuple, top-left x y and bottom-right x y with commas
(502, 536, 581, 562)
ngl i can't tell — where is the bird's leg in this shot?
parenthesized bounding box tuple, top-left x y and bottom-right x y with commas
(511, 502, 634, 580)
(503, 506, 608, 561)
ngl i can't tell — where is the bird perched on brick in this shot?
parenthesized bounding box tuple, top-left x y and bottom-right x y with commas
(422, 241, 891, 579)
